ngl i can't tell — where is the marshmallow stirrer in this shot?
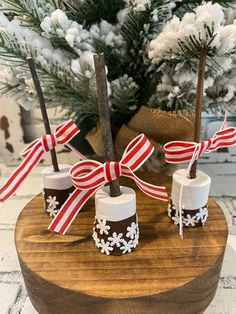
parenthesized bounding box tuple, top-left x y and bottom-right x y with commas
(164, 117, 236, 237)
(49, 134, 168, 236)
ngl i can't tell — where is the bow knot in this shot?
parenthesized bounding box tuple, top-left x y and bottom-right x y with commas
(49, 134, 168, 235)
(164, 117, 236, 167)
(41, 134, 57, 152)
(0, 120, 80, 202)
(203, 138, 213, 152)
(193, 138, 213, 161)
(104, 161, 121, 182)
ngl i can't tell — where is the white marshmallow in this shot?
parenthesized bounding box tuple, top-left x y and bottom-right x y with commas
(171, 169, 211, 210)
(41, 164, 73, 190)
(95, 186, 136, 222)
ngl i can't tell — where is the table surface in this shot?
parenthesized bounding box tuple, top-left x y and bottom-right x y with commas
(15, 172, 228, 301)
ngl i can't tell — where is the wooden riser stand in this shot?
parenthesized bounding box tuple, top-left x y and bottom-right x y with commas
(15, 173, 227, 314)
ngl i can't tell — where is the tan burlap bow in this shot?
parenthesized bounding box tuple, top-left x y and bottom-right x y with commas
(85, 107, 194, 174)
(127, 106, 194, 145)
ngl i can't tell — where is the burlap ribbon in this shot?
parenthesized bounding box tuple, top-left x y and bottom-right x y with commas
(85, 107, 194, 173)
(127, 106, 194, 145)
(85, 123, 105, 157)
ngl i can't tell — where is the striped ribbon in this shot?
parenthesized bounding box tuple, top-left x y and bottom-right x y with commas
(0, 120, 80, 202)
(164, 117, 236, 169)
(164, 117, 236, 237)
(49, 134, 168, 235)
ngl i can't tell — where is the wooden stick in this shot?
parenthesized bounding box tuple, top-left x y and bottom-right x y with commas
(190, 49, 207, 179)
(93, 53, 121, 197)
(27, 57, 60, 172)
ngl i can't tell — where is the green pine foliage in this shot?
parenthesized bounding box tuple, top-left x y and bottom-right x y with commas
(65, 0, 126, 27)
(110, 74, 139, 126)
(0, 21, 98, 121)
(0, 0, 52, 27)
(0, 0, 236, 154)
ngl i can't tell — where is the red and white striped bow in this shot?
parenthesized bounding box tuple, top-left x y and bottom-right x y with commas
(49, 134, 168, 235)
(0, 120, 80, 202)
(164, 118, 236, 169)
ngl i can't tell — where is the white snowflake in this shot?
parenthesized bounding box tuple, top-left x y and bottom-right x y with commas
(132, 231, 139, 248)
(173, 201, 184, 213)
(169, 200, 184, 222)
(46, 206, 58, 217)
(126, 222, 138, 239)
(167, 203, 172, 217)
(120, 240, 134, 254)
(171, 213, 181, 225)
(108, 232, 124, 247)
(92, 230, 101, 248)
(46, 195, 59, 217)
(46, 195, 59, 209)
(100, 239, 113, 255)
(196, 207, 208, 225)
(172, 201, 179, 211)
(96, 218, 111, 235)
(183, 214, 198, 227)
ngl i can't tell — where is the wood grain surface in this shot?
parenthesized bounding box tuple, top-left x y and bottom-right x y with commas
(15, 173, 228, 314)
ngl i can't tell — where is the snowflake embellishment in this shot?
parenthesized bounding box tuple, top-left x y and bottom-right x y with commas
(47, 206, 58, 217)
(120, 240, 134, 254)
(108, 232, 124, 247)
(170, 201, 184, 216)
(183, 214, 198, 226)
(170, 201, 183, 213)
(171, 213, 181, 225)
(96, 218, 111, 235)
(132, 231, 139, 248)
(172, 201, 179, 211)
(46, 195, 59, 217)
(47, 195, 59, 208)
(196, 207, 208, 225)
(126, 222, 138, 239)
(167, 203, 172, 217)
(93, 218, 140, 255)
(100, 239, 113, 255)
(92, 230, 101, 248)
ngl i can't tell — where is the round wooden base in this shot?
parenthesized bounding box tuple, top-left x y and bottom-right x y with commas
(15, 173, 228, 314)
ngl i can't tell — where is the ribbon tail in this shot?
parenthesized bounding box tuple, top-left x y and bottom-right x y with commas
(66, 143, 87, 160)
(0, 143, 44, 202)
(221, 114, 227, 130)
(122, 167, 168, 201)
(48, 187, 97, 235)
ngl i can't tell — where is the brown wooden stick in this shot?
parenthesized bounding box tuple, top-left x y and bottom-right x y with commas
(93, 53, 121, 197)
(190, 49, 207, 179)
(27, 57, 60, 172)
